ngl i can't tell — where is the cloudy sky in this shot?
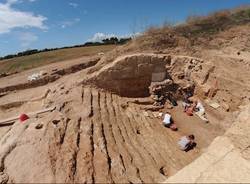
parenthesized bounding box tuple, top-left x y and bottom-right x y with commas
(0, 0, 249, 56)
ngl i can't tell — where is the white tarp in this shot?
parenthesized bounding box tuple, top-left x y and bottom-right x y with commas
(27, 71, 45, 82)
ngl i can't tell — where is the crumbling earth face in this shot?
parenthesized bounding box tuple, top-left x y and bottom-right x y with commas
(85, 54, 172, 97)
(0, 52, 249, 183)
(84, 53, 216, 100)
(86, 54, 202, 97)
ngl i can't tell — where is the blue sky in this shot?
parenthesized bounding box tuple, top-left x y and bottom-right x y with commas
(0, 0, 250, 56)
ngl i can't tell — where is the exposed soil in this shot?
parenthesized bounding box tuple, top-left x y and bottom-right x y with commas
(1, 18, 250, 182)
(0, 85, 227, 183)
(0, 57, 99, 94)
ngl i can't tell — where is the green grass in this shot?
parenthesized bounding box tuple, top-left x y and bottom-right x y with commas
(0, 45, 116, 74)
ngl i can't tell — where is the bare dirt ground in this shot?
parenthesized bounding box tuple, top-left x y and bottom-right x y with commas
(0, 56, 100, 91)
(1, 50, 246, 183)
(166, 105, 250, 183)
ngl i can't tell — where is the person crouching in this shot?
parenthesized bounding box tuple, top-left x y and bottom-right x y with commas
(178, 135, 196, 152)
(162, 113, 178, 131)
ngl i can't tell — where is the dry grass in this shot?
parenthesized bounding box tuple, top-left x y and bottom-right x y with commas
(131, 6, 250, 52)
(0, 45, 116, 74)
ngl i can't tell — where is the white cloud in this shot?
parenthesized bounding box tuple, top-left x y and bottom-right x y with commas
(121, 32, 142, 38)
(88, 32, 141, 42)
(0, 0, 47, 34)
(19, 32, 38, 47)
(6, 0, 36, 6)
(69, 2, 78, 8)
(6, 0, 19, 6)
(87, 33, 116, 42)
(61, 18, 80, 29)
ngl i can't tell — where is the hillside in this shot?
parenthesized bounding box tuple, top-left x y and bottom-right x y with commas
(0, 7, 250, 184)
(136, 7, 250, 51)
(0, 45, 116, 74)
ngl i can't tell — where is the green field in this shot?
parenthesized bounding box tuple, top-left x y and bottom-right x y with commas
(0, 45, 116, 74)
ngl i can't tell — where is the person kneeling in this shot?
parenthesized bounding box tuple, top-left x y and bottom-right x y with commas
(178, 135, 196, 152)
(162, 113, 178, 131)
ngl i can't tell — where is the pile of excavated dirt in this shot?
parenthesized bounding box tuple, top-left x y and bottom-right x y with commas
(1, 19, 250, 183)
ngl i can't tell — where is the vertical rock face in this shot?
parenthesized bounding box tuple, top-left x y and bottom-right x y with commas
(85, 54, 210, 98)
(85, 54, 172, 97)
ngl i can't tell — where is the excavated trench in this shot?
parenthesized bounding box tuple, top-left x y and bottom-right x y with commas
(0, 54, 232, 183)
(0, 58, 99, 94)
(85, 54, 205, 99)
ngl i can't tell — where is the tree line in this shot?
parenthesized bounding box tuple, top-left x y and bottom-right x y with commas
(0, 37, 131, 60)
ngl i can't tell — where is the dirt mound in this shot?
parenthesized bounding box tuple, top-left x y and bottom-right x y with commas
(128, 8, 250, 54)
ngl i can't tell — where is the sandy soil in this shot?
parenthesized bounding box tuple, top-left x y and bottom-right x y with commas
(0, 53, 239, 183)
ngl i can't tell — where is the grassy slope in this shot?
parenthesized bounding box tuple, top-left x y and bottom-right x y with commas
(0, 45, 116, 73)
(132, 7, 250, 51)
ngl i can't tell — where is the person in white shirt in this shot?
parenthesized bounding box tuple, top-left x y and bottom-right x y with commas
(195, 101, 209, 122)
(162, 113, 177, 131)
(178, 135, 196, 151)
(162, 113, 172, 127)
(196, 101, 205, 114)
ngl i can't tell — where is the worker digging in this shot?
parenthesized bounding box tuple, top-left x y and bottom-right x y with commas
(148, 78, 200, 151)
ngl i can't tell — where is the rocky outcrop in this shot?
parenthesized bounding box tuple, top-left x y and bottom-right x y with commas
(165, 105, 250, 183)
